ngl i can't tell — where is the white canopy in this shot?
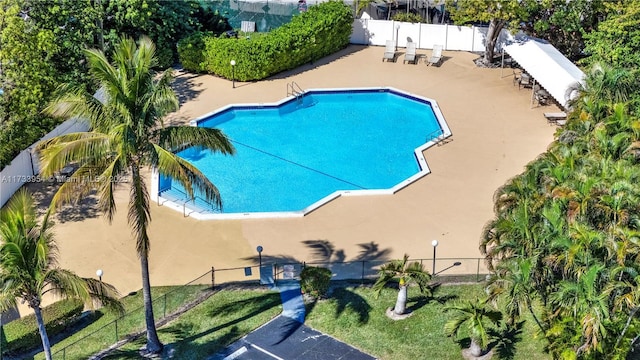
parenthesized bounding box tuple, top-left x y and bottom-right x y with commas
(503, 37, 585, 110)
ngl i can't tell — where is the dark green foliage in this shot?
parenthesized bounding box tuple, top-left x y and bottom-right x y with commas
(520, 0, 605, 62)
(178, 1, 353, 81)
(176, 31, 210, 73)
(300, 266, 332, 299)
(1, 299, 85, 356)
(103, 0, 230, 69)
(481, 64, 640, 358)
(392, 13, 423, 24)
(0, 0, 230, 170)
(583, 1, 640, 69)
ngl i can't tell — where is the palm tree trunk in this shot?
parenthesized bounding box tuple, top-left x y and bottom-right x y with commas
(33, 306, 52, 360)
(527, 301, 550, 344)
(141, 255, 163, 353)
(469, 338, 482, 357)
(394, 285, 407, 315)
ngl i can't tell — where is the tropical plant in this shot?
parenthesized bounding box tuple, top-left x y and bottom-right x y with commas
(0, 189, 123, 360)
(372, 254, 431, 316)
(445, 0, 532, 65)
(37, 36, 235, 354)
(444, 298, 503, 358)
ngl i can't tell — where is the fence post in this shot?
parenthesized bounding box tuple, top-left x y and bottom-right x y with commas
(211, 267, 215, 289)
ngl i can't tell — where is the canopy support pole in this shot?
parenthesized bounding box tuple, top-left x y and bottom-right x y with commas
(530, 79, 537, 109)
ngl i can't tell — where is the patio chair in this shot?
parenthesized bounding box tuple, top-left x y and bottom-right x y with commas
(427, 44, 443, 66)
(403, 42, 417, 64)
(544, 112, 567, 125)
(518, 73, 533, 89)
(382, 40, 396, 62)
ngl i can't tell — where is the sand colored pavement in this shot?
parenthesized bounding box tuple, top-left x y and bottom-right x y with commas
(21, 45, 559, 313)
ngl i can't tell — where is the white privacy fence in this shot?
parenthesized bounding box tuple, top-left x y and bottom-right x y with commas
(0, 118, 89, 207)
(351, 19, 514, 52)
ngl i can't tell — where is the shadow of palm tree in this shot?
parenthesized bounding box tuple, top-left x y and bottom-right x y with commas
(331, 287, 371, 324)
(488, 321, 524, 360)
(25, 180, 101, 223)
(241, 254, 301, 267)
(302, 239, 336, 262)
(172, 70, 205, 106)
(157, 292, 281, 348)
(353, 242, 392, 262)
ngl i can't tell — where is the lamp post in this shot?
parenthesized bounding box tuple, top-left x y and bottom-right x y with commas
(431, 240, 438, 275)
(96, 269, 103, 284)
(256, 245, 263, 268)
(230, 60, 236, 88)
(395, 24, 400, 51)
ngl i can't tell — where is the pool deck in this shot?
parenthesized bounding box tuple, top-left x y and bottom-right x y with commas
(27, 45, 558, 308)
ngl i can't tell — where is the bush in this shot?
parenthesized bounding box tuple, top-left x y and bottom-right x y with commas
(300, 266, 332, 299)
(1, 299, 85, 356)
(177, 0, 353, 81)
(392, 13, 424, 24)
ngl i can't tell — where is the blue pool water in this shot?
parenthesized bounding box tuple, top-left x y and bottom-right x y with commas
(159, 89, 446, 215)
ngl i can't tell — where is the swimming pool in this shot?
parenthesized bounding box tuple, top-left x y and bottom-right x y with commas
(151, 87, 451, 219)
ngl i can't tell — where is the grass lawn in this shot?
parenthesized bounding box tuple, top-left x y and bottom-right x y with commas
(25, 283, 549, 359)
(305, 283, 551, 360)
(31, 285, 211, 360)
(101, 290, 282, 359)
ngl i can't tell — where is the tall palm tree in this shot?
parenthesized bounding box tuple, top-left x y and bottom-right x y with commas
(0, 190, 123, 360)
(444, 298, 503, 358)
(37, 36, 235, 354)
(373, 254, 432, 316)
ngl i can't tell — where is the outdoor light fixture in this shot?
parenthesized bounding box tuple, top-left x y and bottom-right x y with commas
(230, 60, 236, 88)
(431, 240, 438, 275)
(257, 245, 263, 268)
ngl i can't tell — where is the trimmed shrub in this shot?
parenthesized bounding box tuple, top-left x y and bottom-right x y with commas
(300, 266, 332, 299)
(177, 0, 353, 81)
(1, 299, 85, 356)
(392, 13, 424, 24)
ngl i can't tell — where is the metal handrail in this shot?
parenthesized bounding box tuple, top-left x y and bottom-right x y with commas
(286, 81, 305, 102)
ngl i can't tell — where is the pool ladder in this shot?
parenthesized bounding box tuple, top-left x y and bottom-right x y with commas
(287, 81, 305, 103)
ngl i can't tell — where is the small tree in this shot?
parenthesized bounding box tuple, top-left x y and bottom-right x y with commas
(445, 0, 531, 65)
(0, 190, 123, 360)
(373, 254, 431, 316)
(444, 298, 503, 358)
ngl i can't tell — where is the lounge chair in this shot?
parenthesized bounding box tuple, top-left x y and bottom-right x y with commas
(382, 40, 396, 62)
(544, 112, 567, 125)
(403, 42, 417, 64)
(427, 44, 443, 66)
(518, 73, 533, 89)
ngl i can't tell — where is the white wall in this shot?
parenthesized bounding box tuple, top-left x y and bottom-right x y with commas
(0, 117, 89, 207)
(350, 19, 513, 52)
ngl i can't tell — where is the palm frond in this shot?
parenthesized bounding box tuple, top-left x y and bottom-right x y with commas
(153, 144, 223, 208)
(153, 126, 235, 155)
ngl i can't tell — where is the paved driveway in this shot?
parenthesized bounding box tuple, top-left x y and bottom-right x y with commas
(211, 315, 376, 360)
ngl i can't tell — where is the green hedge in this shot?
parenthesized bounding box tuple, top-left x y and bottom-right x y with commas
(1, 299, 85, 356)
(177, 0, 353, 80)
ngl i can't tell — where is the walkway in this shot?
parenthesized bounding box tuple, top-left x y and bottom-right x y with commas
(210, 280, 376, 360)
